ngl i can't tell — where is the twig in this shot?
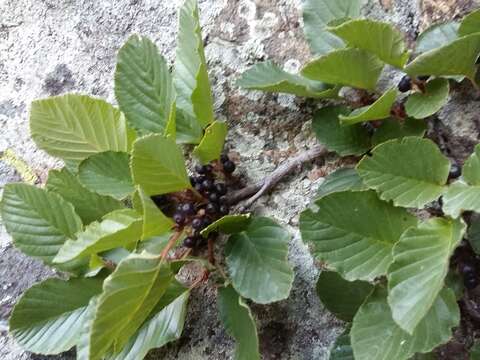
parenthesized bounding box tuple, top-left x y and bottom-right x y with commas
(208, 238, 215, 265)
(160, 231, 182, 260)
(227, 144, 328, 210)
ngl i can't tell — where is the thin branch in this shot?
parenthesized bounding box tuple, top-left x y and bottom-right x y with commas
(160, 231, 182, 260)
(228, 144, 328, 210)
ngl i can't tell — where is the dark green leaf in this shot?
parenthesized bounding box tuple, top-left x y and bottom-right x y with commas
(372, 118, 427, 146)
(329, 328, 354, 360)
(470, 341, 480, 360)
(134, 187, 174, 239)
(405, 78, 450, 119)
(459, 9, 480, 37)
(175, 107, 204, 144)
(192, 121, 228, 164)
(200, 214, 252, 237)
(315, 168, 366, 201)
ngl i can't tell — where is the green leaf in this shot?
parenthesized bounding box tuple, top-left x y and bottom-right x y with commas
(78, 151, 134, 200)
(76, 297, 98, 360)
(236, 61, 339, 98)
(467, 214, 480, 255)
(351, 287, 459, 360)
(200, 214, 252, 237)
(108, 284, 190, 360)
(9, 277, 103, 355)
(405, 33, 480, 80)
(315, 168, 367, 201)
(302, 48, 384, 90)
(357, 137, 450, 208)
(443, 144, 480, 217)
(114, 35, 175, 135)
(316, 271, 373, 321)
(1, 183, 83, 268)
(192, 121, 228, 164)
(300, 190, 417, 281)
(218, 285, 260, 360)
(329, 328, 354, 360)
(372, 118, 427, 146)
(459, 9, 480, 36)
(405, 78, 450, 119)
(328, 19, 409, 67)
(53, 209, 142, 264)
(174, 0, 214, 128)
(46, 168, 123, 224)
(470, 341, 480, 360)
(89, 253, 174, 359)
(175, 108, 204, 144)
(415, 22, 460, 53)
(131, 134, 190, 195)
(302, 0, 363, 55)
(225, 217, 294, 304)
(312, 106, 371, 156)
(387, 218, 465, 334)
(134, 187, 174, 239)
(339, 88, 397, 125)
(30, 94, 131, 166)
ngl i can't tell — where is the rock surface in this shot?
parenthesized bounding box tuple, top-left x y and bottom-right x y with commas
(0, 0, 479, 359)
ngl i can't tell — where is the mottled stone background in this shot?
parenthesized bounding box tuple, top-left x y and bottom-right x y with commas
(1, 0, 479, 359)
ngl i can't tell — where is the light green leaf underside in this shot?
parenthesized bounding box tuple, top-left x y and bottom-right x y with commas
(316, 271, 373, 322)
(312, 106, 371, 156)
(387, 218, 465, 334)
(443, 182, 480, 218)
(351, 287, 459, 360)
(339, 88, 397, 125)
(372, 118, 427, 146)
(30, 94, 131, 166)
(9, 277, 103, 355)
(1, 183, 83, 269)
(200, 214, 251, 237)
(459, 9, 480, 37)
(300, 190, 417, 281)
(108, 284, 190, 360)
(135, 187, 174, 239)
(328, 19, 409, 67)
(357, 137, 450, 208)
(46, 168, 123, 225)
(405, 78, 450, 119)
(114, 35, 175, 135)
(329, 328, 354, 360)
(53, 209, 142, 264)
(225, 217, 294, 304)
(236, 61, 338, 98)
(315, 168, 367, 201)
(131, 134, 190, 195)
(405, 33, 480, 79)
(463, 143, 480, 185)
(174, 0, 214, 128)
(302, 0, 363, 55)
(192, 121, 228, 164)
(415, 22, 460, 53)
(76, 296, 98, 360)
(218, 285, 260, 360)
(89, 253, 173, 360)
(302, 48, 384, 90)
(78, 151, 134, 200)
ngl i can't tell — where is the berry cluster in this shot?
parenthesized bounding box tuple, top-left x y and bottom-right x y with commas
(151, 154, 236, 249)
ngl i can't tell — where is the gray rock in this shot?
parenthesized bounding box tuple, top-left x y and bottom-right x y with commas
(0, 0, 479, 359)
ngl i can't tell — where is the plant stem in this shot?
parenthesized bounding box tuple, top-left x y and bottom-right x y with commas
(227, 144, 328, 210)
(160, 231, 182, 260)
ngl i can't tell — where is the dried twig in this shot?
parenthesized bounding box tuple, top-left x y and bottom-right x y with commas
(228, 144, 328, 211)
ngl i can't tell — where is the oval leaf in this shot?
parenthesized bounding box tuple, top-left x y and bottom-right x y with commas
(371, 118, 427, 146)
(328, 19, 409, 67)
(388, 218, 466, 334)
(236, 61, 338, 98)
(9, 277, 103, 355)
(316, 271, 373, 321)
(200, 214, 251, 237)
(459, 9, 480, 37)
(405, 33, 480, 79)
(78, 151, 134, 200)
(416, 22, 460, 53)
(301, 48, 384, 90)
(405, 78, 450, 119)
(300, 190, 417, 281)
(114, 35, 175, 135)
(131, 134, 190, 195)
(339, 88, 397, 125)
(46, 168, 123, 225)
(312, 106, 371, 156)
(225, 217, 294, 304)
(218, 285, 260, 360)
(357, 137, 450, 208)
(192, 121, 228, 164)
(315, 168, 366, 202)
(463, 143, 480, 185)
(351, 287, 459, 360)
(30, 94, 131, 166)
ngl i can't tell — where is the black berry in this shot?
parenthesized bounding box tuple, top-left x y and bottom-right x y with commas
(223, 160, 236, 174)
(464, 272, 479, 290)
(192, 217, 203, 230)
(189, 176, 197, 186)
(417, 75, 430, 81)
(202, 217, 211, 228)
(206, 203, 218, 215)
(215, 182, 227, 195)
(183, 236, 197, 248)
(181, 202, 196, 216)
(195, 164, 213, 175)
(398, 75, 412, 92)
(202, 179, 214, 191)
(220, 154, 229, 163)
(209, 192, 220, 203)
(219, 204, 229, 215)
(173, 212, 185, 225)
(449, 163, 462, 180)
(151, 194, 168, 207)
